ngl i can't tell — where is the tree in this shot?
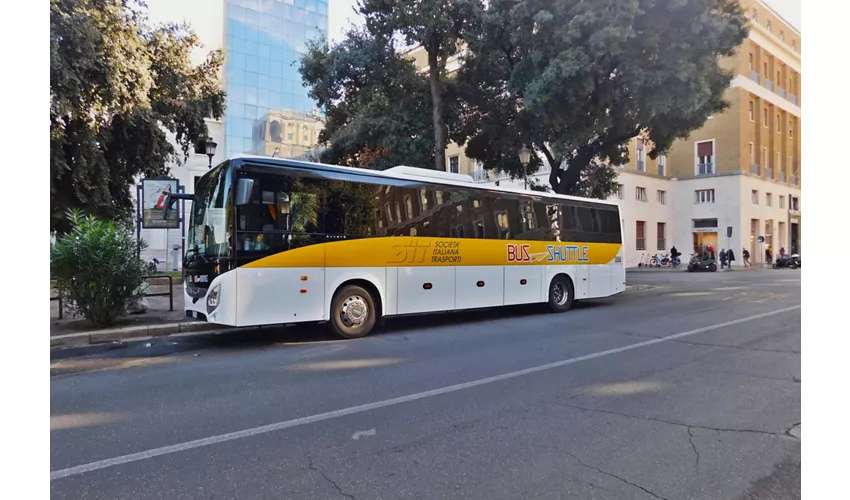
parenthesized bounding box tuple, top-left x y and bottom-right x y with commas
(50, 0, 225, 233)
(357, 0, 483, 171)
(455, 0, 748, 196)
(299, 27, 436, 171)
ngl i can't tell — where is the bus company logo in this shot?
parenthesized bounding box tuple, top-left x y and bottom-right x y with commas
(387, 239, 432, 264)
(507, 244, 532, 262)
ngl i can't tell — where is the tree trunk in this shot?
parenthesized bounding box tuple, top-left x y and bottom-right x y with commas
(428, 44, 447, 172)
(545, 145, 593, 195)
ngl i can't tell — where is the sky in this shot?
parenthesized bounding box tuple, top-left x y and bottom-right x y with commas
(142, 0, 800, 51)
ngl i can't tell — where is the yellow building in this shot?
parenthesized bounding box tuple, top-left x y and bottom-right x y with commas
(248, 109, 325, 159)
(664, 0, 801, 258)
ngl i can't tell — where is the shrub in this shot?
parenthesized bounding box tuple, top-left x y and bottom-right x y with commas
(50, 210, 148, 327)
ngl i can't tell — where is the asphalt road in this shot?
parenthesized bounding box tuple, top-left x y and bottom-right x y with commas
(50, 268, 801, 500)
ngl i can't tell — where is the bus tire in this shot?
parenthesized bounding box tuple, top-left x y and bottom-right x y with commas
(329, 284, 377, 339)
(547, 275, 574, 313)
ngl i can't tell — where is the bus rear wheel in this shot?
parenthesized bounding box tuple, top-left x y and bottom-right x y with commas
(547, 275, 574, 313)
(329, 285, 377, 339)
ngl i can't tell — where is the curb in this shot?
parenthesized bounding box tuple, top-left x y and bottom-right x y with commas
(625, 284, 656, 291)
(53, 286, 658, 351)
(50, 321, 225, 349)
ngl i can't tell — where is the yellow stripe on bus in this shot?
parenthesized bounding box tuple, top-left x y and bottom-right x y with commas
(242, 238, 622, 268)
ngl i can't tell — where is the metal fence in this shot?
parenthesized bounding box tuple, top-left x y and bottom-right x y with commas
(51, 275, 175, 320)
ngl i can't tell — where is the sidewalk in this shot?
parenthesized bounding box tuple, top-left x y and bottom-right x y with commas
(627, 263, 772, 272)
(50, 282, 219, 347)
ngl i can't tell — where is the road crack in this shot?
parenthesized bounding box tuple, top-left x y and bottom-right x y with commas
(555, 402, 790, 439)
(306, 454, 356, 500)
(687, 427, 701, 469)
(534, 443, 670, 500)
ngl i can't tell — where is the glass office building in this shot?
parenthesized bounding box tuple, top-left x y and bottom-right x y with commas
(223, 0, 328, 159)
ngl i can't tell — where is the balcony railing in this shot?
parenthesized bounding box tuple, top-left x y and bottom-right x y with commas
(791, 175, 798, 186)
(765, 167, 773, 179)
(765, 79, 773, 91)
(749, 71, 761, 83)
(778, 87, 786, 98)
(697, 162, 715, 175)
(636, 160, 646, 172)
(749, 163, 760, 175)
(790, 95, 798, 105)
(779, 172, 786, 183)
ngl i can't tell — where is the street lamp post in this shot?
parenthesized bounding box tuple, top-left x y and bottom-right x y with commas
(205, 137, 218, 169)
(518, 144, 532, 190)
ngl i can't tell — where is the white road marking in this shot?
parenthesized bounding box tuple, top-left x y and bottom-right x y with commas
(50, 305, 801, 481)
(714, 287, 745, 291)
(352, 428, 376, 440)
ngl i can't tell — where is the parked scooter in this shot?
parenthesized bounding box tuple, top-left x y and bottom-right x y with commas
(772, 254, 799, 269)
(687, 253, 718, 272)
(147, 258, 160, 274)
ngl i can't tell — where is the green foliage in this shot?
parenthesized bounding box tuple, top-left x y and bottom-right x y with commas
(50, 210, 149, 327)
(356, 0, 484, 171)
(457, 0, 748, 196)
(299, 28, 436, 170)
(50, 0, 225, 232)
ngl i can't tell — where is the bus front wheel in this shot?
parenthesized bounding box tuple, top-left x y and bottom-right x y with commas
(547, 275, 575, 313)
(329, 285, 377, 339)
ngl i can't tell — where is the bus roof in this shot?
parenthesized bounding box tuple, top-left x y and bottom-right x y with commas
(227, 154, 620, 208)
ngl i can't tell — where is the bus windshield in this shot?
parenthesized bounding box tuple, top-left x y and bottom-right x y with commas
(187, 163, 232, 263)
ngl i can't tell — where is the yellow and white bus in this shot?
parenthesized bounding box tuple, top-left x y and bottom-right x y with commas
(176, 156, 625, 339)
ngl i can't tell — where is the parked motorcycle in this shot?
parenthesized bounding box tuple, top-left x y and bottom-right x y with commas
(772, 254, 799, 269)
(147, 258, 160, 274)
(687, 253, 717, 272)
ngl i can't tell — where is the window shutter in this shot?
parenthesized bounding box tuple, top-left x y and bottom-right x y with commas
(697, 142, 713, 157)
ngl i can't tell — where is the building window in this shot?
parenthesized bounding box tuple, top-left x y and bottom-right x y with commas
(776, 152, 781, 172)
(636, 138, 646, 171)
(657, 222, 666, 251)
(789, 122, 793, 138)
(780, 31, 785, 42)
(776, 70, 781, 86)
(303, 134, 309, 142)
(763, 62, 768, 80)
(657, 190, 666, 205)
(657, 155, 667, 176)
(287, 133, 294, 141)
(696, 141, 714, 175)
(748, 101, 754, 121)
(766, 193, 773, 207)
(779, 195, 785, 209)
(636, 187, 648, 202)
(777, 114, 781, 133)
(762, 147, 768, 168)
(748, 142, 755, 165)
(752, 190, 759, 204)
(748, 53, 754, 71)
(792, 40, 796, 51)
(695, 189, 715, 204)
(616, 184, 624, 200)
(636, 221, 646, 251)
(193, 140, 206, 155)
(448, 155, 459, 173)
(763, 108, 768, 127)
(766, 20, 771, 32)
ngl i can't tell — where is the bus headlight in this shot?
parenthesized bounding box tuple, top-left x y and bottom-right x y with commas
(206, 284, 221, 314)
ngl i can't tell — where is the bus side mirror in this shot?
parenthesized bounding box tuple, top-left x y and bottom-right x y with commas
(235, 178, 255, 205)
(161, 193, 193, 220)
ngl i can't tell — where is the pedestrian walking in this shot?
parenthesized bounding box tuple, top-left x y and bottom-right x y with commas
(765, 246, 773, 264)
(719, 249, 727, 268)
(727, 248, 735, 269)
(742, 247, 750, 267)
